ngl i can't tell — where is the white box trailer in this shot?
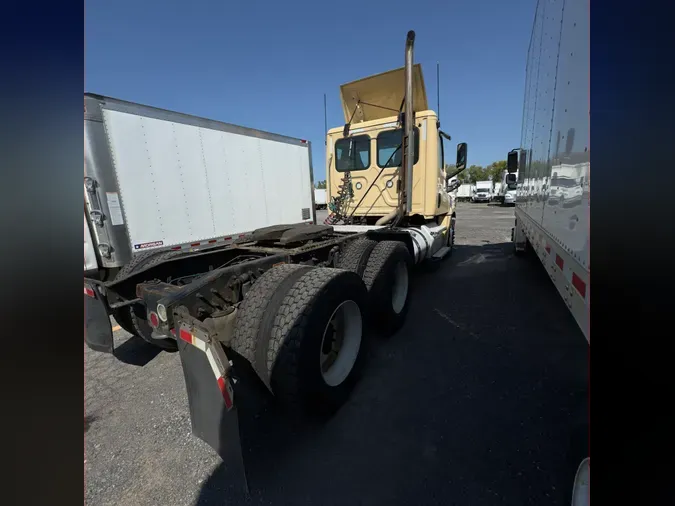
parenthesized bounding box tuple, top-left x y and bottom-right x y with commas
(472, 180, 493, 202)
(84, 93, 315, 273)
(314, 188, 327, 209)
(84, 93, 315, 351)
(509, 0, 589, 502)
(456, 183, 472, 201)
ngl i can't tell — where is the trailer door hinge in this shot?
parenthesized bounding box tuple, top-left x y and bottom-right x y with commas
(84, 177, 98, 193)
(90, 210, 105, 227)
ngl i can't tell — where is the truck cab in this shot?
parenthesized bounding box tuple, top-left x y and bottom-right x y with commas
(472, 180, 493, 203)
(326, 65, 457, 226)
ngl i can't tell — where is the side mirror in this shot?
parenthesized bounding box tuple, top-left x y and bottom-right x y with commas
(343, 124, 350, 137)
(456, 143, 467, 171)
(507, 149, 519, 173)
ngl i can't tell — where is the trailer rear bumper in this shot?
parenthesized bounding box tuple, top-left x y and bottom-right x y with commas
(84, 283, 114, 353)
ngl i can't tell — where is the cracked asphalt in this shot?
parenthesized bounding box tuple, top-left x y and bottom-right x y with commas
(85, 202, 588, 505)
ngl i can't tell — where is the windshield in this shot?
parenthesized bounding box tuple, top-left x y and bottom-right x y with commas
(476, 189, 488, 193)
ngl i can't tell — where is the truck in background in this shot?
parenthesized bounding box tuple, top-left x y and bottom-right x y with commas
(509, 0, 589, 503)
(499, 170, 518, 205)
(456, 183, 473, 201)
(493, 182, 502, 201)
(314, 188, 327, 209)
(472, 180, 493, 203)
(85, 31, 468, 491)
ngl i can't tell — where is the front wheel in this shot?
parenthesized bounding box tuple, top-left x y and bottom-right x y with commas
(446, 217, 456, 254)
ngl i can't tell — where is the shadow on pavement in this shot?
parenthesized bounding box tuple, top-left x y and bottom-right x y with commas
(84, 414, 97, 433)
(113, 335, 171, 366)
(195, 241, 588, 506)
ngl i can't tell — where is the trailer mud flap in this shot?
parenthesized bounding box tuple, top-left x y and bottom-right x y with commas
(84, 291, 114, 353)
(177, 339, 248, 494)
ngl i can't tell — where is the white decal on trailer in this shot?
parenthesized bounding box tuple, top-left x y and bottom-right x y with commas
(105, 192, 124, 226)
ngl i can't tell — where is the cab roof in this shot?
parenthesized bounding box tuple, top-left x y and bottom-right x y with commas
(327, 110, 437, 135)
(339, 64, 429, 123)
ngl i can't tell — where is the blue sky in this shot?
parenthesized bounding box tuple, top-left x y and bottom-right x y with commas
(86, 0, 535, 182)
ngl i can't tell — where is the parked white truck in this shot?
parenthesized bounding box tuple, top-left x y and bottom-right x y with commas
(499, 171, 518, 205)
(456, 183, 473, 202)
(472, 180, 492, 203)
(509, 0, 589, 503)
(314, 188, 327, 209)
(85, 31, 468, 492)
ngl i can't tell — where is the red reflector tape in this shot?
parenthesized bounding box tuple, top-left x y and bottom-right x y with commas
(555, 254, 564, 269)
(238, 234, 246, 238)
(224, 236, 232, 241)
(208, 239, 217, 243)
(545, 244, 551, 254)
(191, 243, 200, 247)
(179, 328, 192, 343)
(572, 273, 587, 298)
(84, 286, 96, 298)
(217, 377, 234, 410)
(170, 328, 176, 337)
(171, 246, 181, 251)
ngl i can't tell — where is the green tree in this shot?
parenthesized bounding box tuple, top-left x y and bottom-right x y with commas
(466, 165, 488, 184)
(486, 160, 507, 184)
(315, 180, 326, 189)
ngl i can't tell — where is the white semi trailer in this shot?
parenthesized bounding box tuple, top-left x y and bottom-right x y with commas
(456, 183, 473, 201)
(509, 0, 589, 503)
(314, 188, 327, 209)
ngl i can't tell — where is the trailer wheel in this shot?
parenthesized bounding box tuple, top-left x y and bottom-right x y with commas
(230, 263, 313, 384)
(362, 241, 413, 336)
(113, 250, 183, 282)
(111, 306, 135, 336)
(268, 268, 368, 413)
(112, 250, 184, 351)
(336, 239, 378, 276)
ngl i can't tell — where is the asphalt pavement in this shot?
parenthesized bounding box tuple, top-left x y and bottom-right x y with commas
(85, 202, 588, 506)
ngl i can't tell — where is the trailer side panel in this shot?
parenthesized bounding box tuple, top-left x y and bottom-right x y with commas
(515, 0, 589, 340)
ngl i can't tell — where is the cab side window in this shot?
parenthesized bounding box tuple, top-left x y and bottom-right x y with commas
(376, 128, 420, 168)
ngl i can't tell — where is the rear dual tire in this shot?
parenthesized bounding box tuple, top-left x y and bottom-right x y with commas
(362, 241, 413, 336)
(231, 265, 368, 413)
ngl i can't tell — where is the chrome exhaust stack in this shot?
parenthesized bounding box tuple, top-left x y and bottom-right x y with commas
(394, 30, 416, 226)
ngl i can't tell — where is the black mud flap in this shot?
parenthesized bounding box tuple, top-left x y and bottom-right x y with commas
(84, 292, 114, 353)
(177, 339, 249, 495)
